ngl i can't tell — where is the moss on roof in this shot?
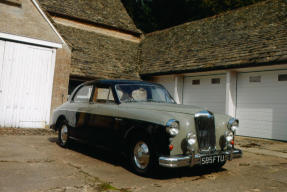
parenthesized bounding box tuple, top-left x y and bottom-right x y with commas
(38, 0, 141, 34)
(140, 0, 287, 76)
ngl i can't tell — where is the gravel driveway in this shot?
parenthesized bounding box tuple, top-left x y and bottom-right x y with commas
(0, 133, 286, 192)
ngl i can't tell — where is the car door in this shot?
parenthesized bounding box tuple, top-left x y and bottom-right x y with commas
(69, 84, 94, 140)
(88, 85, 117, 146)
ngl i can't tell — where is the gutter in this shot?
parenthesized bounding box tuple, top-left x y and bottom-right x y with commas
(140, 59, 287, 77)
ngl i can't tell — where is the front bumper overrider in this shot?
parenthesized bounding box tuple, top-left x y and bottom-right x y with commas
(159, 149, 242, 168)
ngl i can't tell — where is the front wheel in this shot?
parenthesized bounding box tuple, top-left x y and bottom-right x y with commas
(57, 120, 70, 148)
(129, 137, 157, 176)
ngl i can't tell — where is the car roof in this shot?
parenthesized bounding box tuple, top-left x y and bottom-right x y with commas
(84, 79, 160, 86)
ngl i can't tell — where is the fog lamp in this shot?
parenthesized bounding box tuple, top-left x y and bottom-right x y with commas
(225, 131, 233, 142)
(166, 119, 179, 137)
(227, 118, 239, 132)
(225, 131, 234, 149)
(186, 132, 196, 151)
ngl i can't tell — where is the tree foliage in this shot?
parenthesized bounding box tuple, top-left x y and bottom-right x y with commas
(121, 0, 264, 33)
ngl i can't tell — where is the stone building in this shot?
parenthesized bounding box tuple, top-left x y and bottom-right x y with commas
(38, 0, 142, 94)
(1, 0, 287, 141)
(0, 0, 70, 128)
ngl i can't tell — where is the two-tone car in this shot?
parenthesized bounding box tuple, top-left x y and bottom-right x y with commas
(50, 80, 242, 175)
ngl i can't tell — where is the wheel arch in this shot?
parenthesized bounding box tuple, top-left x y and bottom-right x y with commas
(55, 115, 67, 131)
(123, 123, 170, 156)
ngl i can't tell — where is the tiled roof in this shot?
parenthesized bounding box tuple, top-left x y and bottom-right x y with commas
(38, 0, 141, 34)
(140, 0, 287, 76)
(54, 24, 140, 79)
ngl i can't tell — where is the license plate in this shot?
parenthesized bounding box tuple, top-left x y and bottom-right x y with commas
(201, 154, 225, 165)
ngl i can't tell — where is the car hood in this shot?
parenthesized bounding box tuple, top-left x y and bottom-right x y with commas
(119, 102, 205, 115)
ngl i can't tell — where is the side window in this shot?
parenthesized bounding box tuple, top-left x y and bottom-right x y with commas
(132, 88, 147, 101)
(93, 87, 115, 103)
(73, 85, 93, 103)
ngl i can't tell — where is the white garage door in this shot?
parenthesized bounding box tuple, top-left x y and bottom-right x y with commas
(0, 40, 56, 128)
(183, 75, 226, 113)
(236, 70, 287, 141)
(152, 76, 175, 97)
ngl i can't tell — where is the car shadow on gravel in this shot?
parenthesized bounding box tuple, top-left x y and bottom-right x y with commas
(48, 137, 227, 180)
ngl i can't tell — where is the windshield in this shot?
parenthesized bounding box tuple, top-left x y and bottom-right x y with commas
(115, 84, 176, 104)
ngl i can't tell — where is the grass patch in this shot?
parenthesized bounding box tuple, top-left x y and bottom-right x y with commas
(97, 182, 117, 191)
(96, 182, 131, 192)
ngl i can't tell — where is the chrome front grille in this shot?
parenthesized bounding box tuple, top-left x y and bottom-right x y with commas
(194, 110, 216, 153)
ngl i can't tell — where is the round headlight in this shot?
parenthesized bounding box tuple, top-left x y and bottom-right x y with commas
(166, 119, 179, 137)
(227, 118, 239, 132)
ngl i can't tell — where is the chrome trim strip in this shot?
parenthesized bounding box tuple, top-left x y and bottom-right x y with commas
(159, 149, 242, 168)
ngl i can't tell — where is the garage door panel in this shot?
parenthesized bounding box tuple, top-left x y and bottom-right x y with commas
(237, 106, 287, 115)
(239, 121, 287, 140)
(238, 87, 287, 103)
(183, 75, 226, 113)
(236, 70, 287, 141)
(0, 41, 55, 128)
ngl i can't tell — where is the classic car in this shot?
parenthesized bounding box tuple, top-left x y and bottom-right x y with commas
(50, 79, 242, 175)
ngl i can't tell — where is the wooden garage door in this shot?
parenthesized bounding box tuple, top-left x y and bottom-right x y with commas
(0, 40, 56, 128)
(236, 70, 287, 141)
(183, 75, 226, 114)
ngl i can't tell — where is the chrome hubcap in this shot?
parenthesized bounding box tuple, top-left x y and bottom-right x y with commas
(60, 125, 68, 144)
(133, 141, 150, 169)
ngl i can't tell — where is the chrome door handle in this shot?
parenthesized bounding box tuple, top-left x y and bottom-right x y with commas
(115, 117, 123, 121)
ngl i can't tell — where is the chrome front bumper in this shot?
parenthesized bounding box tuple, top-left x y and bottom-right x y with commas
(159, 149, 242, 168)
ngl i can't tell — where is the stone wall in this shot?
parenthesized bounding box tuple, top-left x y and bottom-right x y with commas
(0, 0, 60, 43)
(50, 44, 71, 122)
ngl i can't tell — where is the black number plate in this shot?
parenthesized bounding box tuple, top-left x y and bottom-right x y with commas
(201, 154, 225, 165)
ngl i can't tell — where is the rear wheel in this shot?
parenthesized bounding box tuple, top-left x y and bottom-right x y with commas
(57, 120, 70, 148)
(129, 136, 157, 176)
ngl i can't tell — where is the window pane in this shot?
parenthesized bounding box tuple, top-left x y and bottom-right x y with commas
(115, 84, 175, 104)
(97, 88, 109, 100)
(278, 74, 287, 81)
(93, 87, 115, 103)
(211, 78, 220, 84)
(132, 88, 147, 101)
(192, 79, 200, 85)
(249, 76, 261, 83)
(74, 85, 93, 103)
